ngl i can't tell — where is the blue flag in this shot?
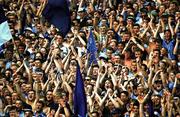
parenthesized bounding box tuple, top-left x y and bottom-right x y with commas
(42, 0, 71, 37)
(87, 30, 98, 65)
(74, 63, 87, 117)
(0, 5, 12, 46)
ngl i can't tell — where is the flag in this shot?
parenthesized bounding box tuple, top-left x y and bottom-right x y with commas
(74, 63, 87, 117)
(42, 0, 71, 37)
(0, 5, 12, 46)
(87, 30, 98, 65)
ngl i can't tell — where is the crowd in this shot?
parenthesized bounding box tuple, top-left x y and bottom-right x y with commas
(0, 0, 180, 117)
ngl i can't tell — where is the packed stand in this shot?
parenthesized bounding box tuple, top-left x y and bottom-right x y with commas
(0, 0, 180, 117)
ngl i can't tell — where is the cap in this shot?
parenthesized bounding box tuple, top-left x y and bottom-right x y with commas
(78, 8, 85, 12)
(127, 15, 134, 20)
(24, 109, 33, 114)
(99, 52, 108, 60)
(151, 10, 158, 16)
(25, 27, 32, 32)
(144, 2, 151, 6)
(140, 8, 147, 13)
(155, 80, 162, 84)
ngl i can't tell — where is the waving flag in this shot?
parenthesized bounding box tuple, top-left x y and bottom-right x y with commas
(0, 5, 12, 46)
(74, 63, 87, 117)
(87, 30, 98, 65)
(42, 0, 71, 37)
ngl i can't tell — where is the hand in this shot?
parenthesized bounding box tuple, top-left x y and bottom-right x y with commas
(14, 78, 20, 84)
(137, 95, 145, 104)
(0, 81, 5, 90)
(59, 100, 66, 108)
(168, 17, 172, 24)
(40, 0, 47, 3)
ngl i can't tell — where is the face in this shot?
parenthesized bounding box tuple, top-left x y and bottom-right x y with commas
(152, 96, 161, 106)
(18, 46, 25, 54)
(24, 111, 33, 117)
(35, 102, 43, 112)
(133, 105, 139, 114)
(154, 82, 163, 91)
(164, 31, 171, 40)
(92, 67, 98, 76)
(34, 60, 42, 68)
(122, 33, 130, 42)
(135, 51, 141, 58)
(46, 91, 53, 101)
(36, 53, 42, 59)
(12, 93, 19, 102)
(120, 93, 128, 102)
(133, 26, 140, 34)
(105, 80, 112, 89)
(15, 100, 23, 110)
(40, 48, 47, 56)
(5, 95, 12, 105)
(28, 91, 35, 101)
(131, 62, 137, 72)
(153, 50, 160, 58)
(110, 41, 116, 50)
(56, 35, 63, 44)
(160, 48, 167, 55)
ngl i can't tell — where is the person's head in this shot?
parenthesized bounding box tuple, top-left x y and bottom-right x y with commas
(92, 65, 99, 76)
(25, 84, 32, 93)
(164, 29, 171, 41)
(126, 16, 134, 26)
(90, 111, 99, 117)
(9, 106, 18, 117)
(27, 90, 35, 101)
(119, 91, 129, 102)
(133, 24, 140, 35)
(117, 42, 125, 52)
(153, 49, 160, 58)
(104, 79, 113, 90)
(46, 90, 54, 101)
(15, 99, 23, 111)
(24, 109, 33, 117)
(169, 2, 177, 12)
(11, 92, 19, 103)
(78, 9, 86, 19)
(109, 39, 117, 50)
(159, 5, 166, 13)
(160, 47, 168, 56)
(36, 24, 43, 33)
(159, 60, 167, 71)
(4, 50, 13, 60)
(85, 76, 91, 85)
(69, 59, 77, 73)
(35, 100, 44, 112)
(151, 95, 161, 106)
(154, 79, 163, 91)
(7, 13, 17, 23)
(34, 59, 42, 68)
(106, 47, 114, 59)
(134, 49, 142, 59)
(132, 102, 139, 115)
(137, 84, 145, 95)
(113, 54, 121, 64)
(5, 68, 13, 79)
(122, 31, 131, 42)
(130, 60, 137, 72)
(55, 35, 63, 45)
(99, 25, 107, 34)
(18, 43, 26, 54)
(35, 52, 43, 60)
